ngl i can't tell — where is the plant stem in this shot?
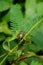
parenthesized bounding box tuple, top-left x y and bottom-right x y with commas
(19, 18, 43, 45)
(2, 18, 42, 64)
(0, 53, 9, 65)
(9, 18, 43, 55)
(0, 53, 6, 58)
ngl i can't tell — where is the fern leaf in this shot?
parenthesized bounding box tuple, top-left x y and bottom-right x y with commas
(9, 4, 23, 33)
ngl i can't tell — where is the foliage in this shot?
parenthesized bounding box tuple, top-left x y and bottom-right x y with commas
(30, 61, 42, 65)
(0, 0, 43, 65)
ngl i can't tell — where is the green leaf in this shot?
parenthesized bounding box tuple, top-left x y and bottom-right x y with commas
(25, 0, 36, 17)
(37, 3, 43, 15)
(4, 0, 13, 4)
(25, 0, 36, 9)
(16, 50, 22, 58)
(30, 21, 43, 50)
(30, 61, 42, 65)
(9, 4, 23, 33)
(23, 15, 43, 51)
(25, 0, 43, 17)
(14, 50, 22, 60)
(0, 0, 11, 12)
(19, 61, 27, 65)
(0, 22, 11, 34)
(24, 56, 43, 64)
(24, 43, 40, 53)
(0, 1, 43, 65)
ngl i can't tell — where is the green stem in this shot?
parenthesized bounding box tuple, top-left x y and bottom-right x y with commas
(0, 53, 9, 65)
(0, 53, 6, 58)
(9, 18, 43, 55)
(1, 18, 43, 65)
(19, 18, 43, 45)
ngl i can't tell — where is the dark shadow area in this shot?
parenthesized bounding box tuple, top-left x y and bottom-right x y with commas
(36, 50, 43, 55)
(0, 9, 10, 20)
(13, 0, 25, 4)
